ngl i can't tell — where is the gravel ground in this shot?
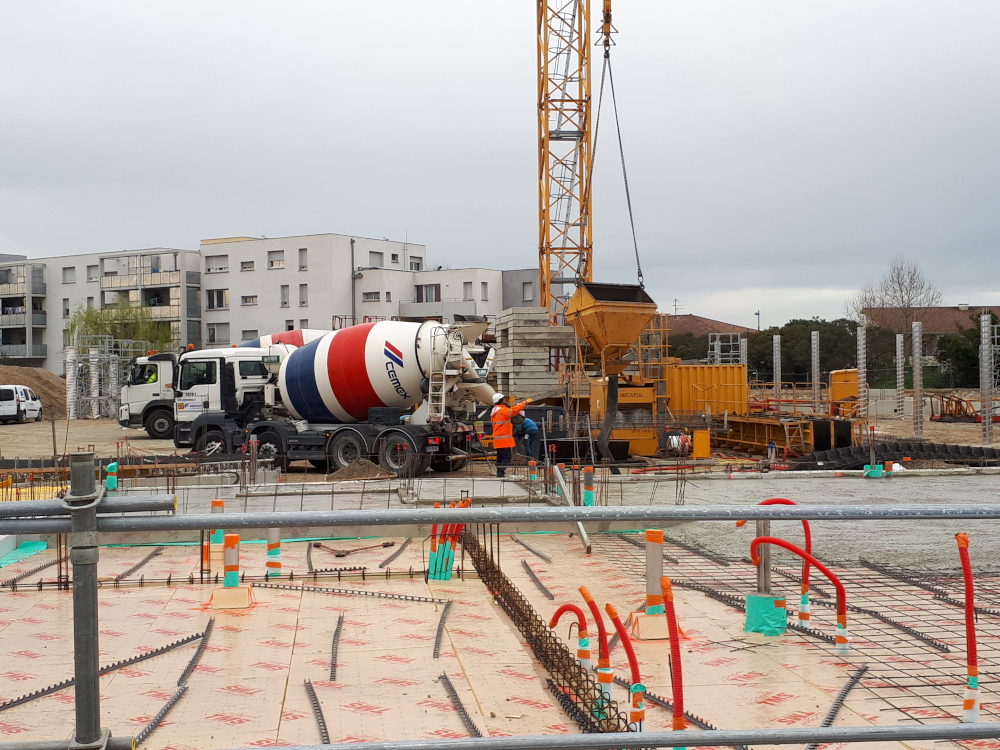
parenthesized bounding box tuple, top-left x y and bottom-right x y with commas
(0, 418, 175, 459)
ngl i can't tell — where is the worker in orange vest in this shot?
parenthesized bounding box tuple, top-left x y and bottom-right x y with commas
(491, 393, 531, 477)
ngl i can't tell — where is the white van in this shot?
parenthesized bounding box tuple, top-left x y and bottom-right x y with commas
(0, 385, 43, 423)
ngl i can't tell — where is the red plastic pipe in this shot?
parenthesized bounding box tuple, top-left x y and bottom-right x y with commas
(550, 603, 588, 634)
(956, 533, 980, 722)
(659, 576, 685, 731)
(737, 498, 812, 618)
(750, 536, 848, 650)
(579, 586, 609, 661)
(606, 603, 644, 730)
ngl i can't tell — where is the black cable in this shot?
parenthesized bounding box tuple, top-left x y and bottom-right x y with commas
(605, 52, 644, 288)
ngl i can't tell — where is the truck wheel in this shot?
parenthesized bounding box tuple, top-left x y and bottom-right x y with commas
(256, 430, 288, 471)
(378, 434, 424, 477)
(328, 433, 366, 472)
(16, 409, 25, 424)
(430, 456, 468, 473)
(35, 408, 43, 423)
(194, 431, 225, 456)
(144, 409, 174, 440)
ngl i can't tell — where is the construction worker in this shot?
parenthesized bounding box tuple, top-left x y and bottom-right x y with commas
(513, 414, 539, 459)
(491, 393, 531, 477)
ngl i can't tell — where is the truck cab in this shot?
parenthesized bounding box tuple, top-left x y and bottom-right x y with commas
(173, 347, 274, 449)
(118, 353, 178, 439)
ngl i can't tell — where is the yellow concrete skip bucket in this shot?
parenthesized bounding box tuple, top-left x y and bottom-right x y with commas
(565, 282, 657, 374)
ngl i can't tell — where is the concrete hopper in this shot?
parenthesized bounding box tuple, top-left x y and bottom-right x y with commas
(565, 282, 657, 374)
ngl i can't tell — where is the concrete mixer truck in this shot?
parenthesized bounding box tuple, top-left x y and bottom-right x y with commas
(171, 319, 498, 475)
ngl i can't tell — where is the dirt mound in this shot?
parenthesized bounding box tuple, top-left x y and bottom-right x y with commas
(326, 458, 395, 482)
(0, 365, 66, 417)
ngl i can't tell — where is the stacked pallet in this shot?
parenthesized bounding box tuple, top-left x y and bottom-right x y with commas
(492, 307, 576, 398)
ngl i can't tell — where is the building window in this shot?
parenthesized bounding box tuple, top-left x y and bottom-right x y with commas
(87, 265, 99, 282)
(481, 282, 489, 302)
(241, 329, 259, 341)
(86, 297, 94, 310)
(240, 260, 255, 271)
(241, 295, 258, 306)
(62, 298, 70, 318)
(391, 253, 399, 263)
(362, 291, 380, 302)
(268, 250, 285, 269)
(299, 319, 308, 328)
(205, 255, 229, 273)
(409, 257, 423, 271)
(385, 291, 391, 302)
(285, 320, 294, 331)
(463, 281, 473, 301)
(522, 281, 534, 302)
(206, 289, 229, 310)
(415, 284, 440, 303)
(297, 248, 308, 270)
(369, 251, 384, 267)
(62, 267, 76, 284)
(299, 284, 308, 306)
(207, 323, 230, 345)
(280, 285, 289, 307)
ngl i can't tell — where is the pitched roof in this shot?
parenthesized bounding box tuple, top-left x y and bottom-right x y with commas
(668, 314, 754, 338)
(861, 306, 1000, 335)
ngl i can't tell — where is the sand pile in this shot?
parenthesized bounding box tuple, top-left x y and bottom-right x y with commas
(326, 458, 395, 481)
(0, 365, 67, 417)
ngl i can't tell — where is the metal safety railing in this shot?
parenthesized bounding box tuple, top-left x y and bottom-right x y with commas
(5, 461, 1000, 750)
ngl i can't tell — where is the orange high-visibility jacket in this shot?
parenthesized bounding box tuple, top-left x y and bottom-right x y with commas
(491, 401, 527, 449)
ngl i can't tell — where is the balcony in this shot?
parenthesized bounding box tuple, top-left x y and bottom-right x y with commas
(0, 282, 25, 295)
(101, 274, 138, 289)
(398, 299, 479, 319)
(141, 271, 181, 286)
(0, 312, 46, 327)
(0, 344, 47, 358)
(148, 305, 182, 319)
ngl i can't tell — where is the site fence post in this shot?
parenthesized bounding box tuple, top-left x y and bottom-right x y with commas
(68, 452, 102, 745)
(756, 519, 771, 595)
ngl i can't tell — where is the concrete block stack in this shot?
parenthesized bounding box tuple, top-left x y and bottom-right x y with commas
(492, 307, 575, 398)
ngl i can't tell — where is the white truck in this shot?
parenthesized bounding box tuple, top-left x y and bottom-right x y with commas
(169, 319, 498, 475)
(118, 352, 179, 439)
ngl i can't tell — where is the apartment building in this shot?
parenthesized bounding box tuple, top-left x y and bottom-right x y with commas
(0, 231, 541, 370)
(0, 248, 201, 374)
(199, 233, 538, 345)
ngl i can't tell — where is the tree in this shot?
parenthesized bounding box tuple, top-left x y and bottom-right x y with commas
(746, 318, 860, 382)
(844, 255, 943, 336)
(935, 312, 999, 388)
(65, 301, 173, 351)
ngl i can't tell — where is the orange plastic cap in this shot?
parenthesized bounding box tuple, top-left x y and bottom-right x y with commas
(735, 519, 747, 528)
(645, 529, 663, 544)
(579, 586, 594, 603)
(956, 532, 971, 548)
(605, 603, 619, 619)
(659, 576, 674, 602)
(751, 556, 761, 566)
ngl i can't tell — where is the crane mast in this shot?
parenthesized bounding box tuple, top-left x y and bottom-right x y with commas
(537, 0, 594, 323)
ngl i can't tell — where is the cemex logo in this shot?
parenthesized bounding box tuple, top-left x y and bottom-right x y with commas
(384, 341, 408, 398)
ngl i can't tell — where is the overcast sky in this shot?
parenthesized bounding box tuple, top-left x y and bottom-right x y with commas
(2, 2, 998, 329)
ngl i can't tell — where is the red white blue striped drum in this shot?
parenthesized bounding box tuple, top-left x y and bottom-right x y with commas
(242, 329, 328, 348)
(278, 321, 442, 423)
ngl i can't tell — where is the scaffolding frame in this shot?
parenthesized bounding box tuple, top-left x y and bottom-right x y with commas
(65, 335, 150, 420)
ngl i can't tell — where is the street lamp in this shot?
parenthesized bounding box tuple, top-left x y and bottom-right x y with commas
(754, 311, 760, 331)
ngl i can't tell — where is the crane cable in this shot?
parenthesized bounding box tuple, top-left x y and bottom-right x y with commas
(592, 46, 644, 289)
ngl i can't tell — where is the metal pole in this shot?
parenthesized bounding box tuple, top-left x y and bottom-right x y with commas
(856, 322, 867, 421)
(981, 313, 993, 445)
(755, 519, 771, 594)
(811, 330, 820, 413)
(68, 452, 102, 745)
(11, 503, 1000, 536)
(913, 321, 923, 439)
(772, 334, 781, 402)
(229, 721, 1000, 750)
(895, 333, 905, 418)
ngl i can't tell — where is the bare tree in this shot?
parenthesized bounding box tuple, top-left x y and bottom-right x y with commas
(844, 255, 943, 336)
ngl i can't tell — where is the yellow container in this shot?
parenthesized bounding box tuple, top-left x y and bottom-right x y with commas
(565, 283, 657, 374)
(666, 364, 749, 416)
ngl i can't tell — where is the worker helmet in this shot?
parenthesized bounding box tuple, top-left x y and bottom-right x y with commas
(492, 393, 504, 404)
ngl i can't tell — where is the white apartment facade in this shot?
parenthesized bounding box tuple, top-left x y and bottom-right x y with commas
(0, 232, 540, 370)
(0, 249, 201, 374)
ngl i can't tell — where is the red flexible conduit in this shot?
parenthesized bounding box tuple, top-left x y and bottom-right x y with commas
(579, 586, 609, 662)
(659, 576, 686, 730)
(736, 498, 812, 591)
(956, 533, 978, 671)
(605, 603, 640, 684)
(549, 603, 588, 634)
(750, 536, 846, 622)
